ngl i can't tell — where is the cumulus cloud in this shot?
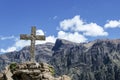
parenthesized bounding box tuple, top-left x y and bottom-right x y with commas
(0, 35, 15, 40)
(36, 29, 44, 35)
(58, 31, 87, 43)
(36, 29, 56, 44)
(0, 47, 16, 53)
(36, 35, 56, 44)
(83, 23, 108, 36)
(104, 20, 120, 28)
(60, 15, 108, 36)
(14, 39, 30, 49)
(0, 39, 30, 53)
(60, 15, 84, 31)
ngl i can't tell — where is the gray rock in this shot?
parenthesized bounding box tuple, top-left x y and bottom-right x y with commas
(0, 62, 71, 80)
(50, 39, 120, 80)
(1, 39, 120, 80)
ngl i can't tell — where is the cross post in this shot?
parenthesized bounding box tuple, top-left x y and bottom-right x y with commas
(20, 26, 45, 62)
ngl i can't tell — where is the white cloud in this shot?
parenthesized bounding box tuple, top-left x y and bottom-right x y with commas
(0, 47, 16, 53)
(0, 29, 56, 53)
(36, 29, 44, 35)
(14, 35, 56, 50)
(0, 39, 30, 53)
(36, 29, 56, 44)
(14, 39, 30, 49)
(58, 31, 87, 43)
(60, 15, 84, 31)
(45, 36, 56, 43)
(60, 15, 108, 37)
(104, 20, 120, 28)
(0, 35, 15, 40)
(83, 23, 108, 36)
(36, 35, 56, 44)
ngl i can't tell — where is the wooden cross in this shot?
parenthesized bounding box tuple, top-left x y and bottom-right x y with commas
(20, 26, 45, 62)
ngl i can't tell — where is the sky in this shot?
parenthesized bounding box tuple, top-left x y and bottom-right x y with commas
(0, 0, 120, 54)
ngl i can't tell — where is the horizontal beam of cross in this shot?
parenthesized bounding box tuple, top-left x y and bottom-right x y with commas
(20, 34, 45, 40)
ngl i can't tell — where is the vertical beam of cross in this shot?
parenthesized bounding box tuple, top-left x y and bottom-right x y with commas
(20, 26, 45, 62)
(30, 27, 36, 62)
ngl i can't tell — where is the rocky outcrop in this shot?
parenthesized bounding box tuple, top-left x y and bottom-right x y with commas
(0, 73, 7, 80)
(0, 62, 71, 80)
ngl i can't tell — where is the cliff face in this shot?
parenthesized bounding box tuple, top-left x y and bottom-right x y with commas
(50, 39, 120, 80)
(1, 39, 120, 80)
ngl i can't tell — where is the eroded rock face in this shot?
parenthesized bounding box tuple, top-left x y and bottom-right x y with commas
(50, 39, 120, 80)
(0, 62, 71, 80)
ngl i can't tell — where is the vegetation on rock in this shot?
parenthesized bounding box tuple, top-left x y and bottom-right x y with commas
(9, 62, 17, 73)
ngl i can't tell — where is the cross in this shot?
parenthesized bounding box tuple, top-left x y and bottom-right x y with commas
(20, 26, 45, 62)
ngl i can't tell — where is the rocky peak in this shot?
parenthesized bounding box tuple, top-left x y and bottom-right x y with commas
(52, 39, 78, 51)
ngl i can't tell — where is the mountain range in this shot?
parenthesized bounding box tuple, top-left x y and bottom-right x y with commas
(1, 39, 120, 80)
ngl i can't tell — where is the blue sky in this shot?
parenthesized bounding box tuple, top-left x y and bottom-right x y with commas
(0, 0, 120, 53)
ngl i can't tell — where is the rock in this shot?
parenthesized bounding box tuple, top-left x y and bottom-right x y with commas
(1, 62, 71, 80)
(2, 39, 120, 80)
(50, 39, 120, 80)
(60, 75, 71, 80)
(0, 73, 4, 80)
(0, 72, 8, 80)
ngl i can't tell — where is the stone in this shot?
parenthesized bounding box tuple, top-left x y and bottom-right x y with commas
(20, 26, 46, 62)
(61, 75, 71, 80)
(0, 73, 5, 80)
(1, 62, 71, 80)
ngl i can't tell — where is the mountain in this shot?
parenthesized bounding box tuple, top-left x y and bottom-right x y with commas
(1, 39, 120, 80)
(50, 39, 120, 80)
(0, 42, 54, 71)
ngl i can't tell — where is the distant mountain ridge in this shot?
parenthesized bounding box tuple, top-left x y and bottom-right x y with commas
(0, 42, 54, 71)
(1, 39, 120, 80)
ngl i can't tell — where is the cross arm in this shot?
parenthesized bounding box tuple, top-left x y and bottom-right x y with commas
(20, 34, 31, 40)
(35, 35, 46, 40)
